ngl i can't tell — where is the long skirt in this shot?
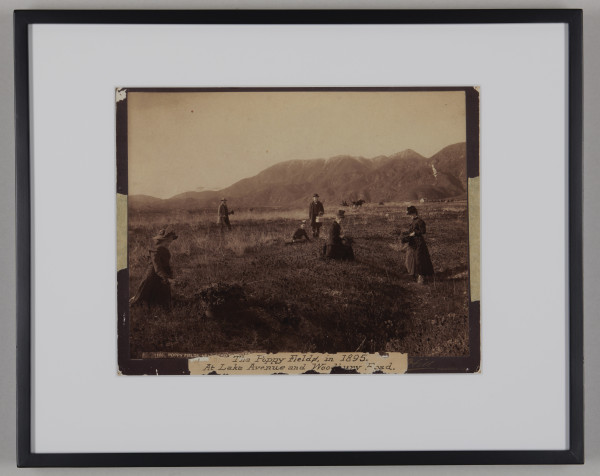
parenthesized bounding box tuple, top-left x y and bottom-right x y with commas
(130, 270, 171, 308)
(412, 237, 434, 276)
(324, 243, 355, 260)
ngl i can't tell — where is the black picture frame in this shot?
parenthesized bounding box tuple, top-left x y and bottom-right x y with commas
(15, 9, 583, 467)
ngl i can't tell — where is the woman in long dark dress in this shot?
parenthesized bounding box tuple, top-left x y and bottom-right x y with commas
(323, 210, 354, 260)
(403, 206, 434, 283)
(129, 227, 178, 309)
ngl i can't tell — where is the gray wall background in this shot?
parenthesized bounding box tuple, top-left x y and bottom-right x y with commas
(1, 0, 596, 475)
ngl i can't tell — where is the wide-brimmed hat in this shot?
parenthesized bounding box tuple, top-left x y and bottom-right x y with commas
(153, 227, 178, 243)
(407, 206, 418, 215)
(313, 193, 320, 198)
(336, 210, 345, 218)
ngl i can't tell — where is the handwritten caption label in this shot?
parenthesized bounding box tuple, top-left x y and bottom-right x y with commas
(187, 352, 407, 375)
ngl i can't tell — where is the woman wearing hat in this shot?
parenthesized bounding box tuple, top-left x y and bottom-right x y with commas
(324, 210, 354, 260)
(402, 206, 434, 283)
(129, 227, 178, 309)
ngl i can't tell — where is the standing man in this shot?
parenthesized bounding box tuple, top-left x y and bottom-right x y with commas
(308, 193, 325, 238)
(218, 198, 232, 233)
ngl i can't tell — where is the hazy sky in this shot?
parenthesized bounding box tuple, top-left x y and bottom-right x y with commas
(127, 90, 466, 198)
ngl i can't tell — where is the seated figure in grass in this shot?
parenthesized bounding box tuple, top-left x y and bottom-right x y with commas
(323, 210, 354, 260)
(290, 220, 311, 243)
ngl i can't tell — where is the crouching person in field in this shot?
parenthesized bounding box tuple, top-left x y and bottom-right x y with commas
(129, 227, 178, 309)
(288, 220, 311, 244)
(323, 210, 354, 260)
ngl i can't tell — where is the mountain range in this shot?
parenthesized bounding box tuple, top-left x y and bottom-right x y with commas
(130, 142, 467, 210)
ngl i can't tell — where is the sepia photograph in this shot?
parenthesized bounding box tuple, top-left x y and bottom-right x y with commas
(117, 88, 480, 375)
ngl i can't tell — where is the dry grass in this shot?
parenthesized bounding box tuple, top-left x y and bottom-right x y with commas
(128, 201, 470, 358)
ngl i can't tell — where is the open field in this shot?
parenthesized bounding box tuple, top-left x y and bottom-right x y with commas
(128, 201, 470, 358)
